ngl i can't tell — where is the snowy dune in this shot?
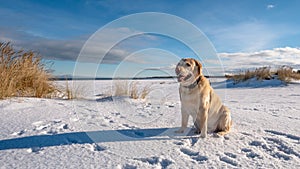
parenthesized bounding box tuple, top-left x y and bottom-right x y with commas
(0, 79, 299, 168)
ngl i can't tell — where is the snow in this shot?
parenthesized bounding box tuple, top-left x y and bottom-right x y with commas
(226, 77, 285, 88)
(0, 79, 299, 168)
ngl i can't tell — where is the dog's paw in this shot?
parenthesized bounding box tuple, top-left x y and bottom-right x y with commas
(200, 132, 207, 138)
(213, 132, 222, 138)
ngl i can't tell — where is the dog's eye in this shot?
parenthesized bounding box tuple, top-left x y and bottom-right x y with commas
(186, 63, 191, 67)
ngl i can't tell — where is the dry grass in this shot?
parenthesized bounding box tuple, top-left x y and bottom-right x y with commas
(53, 79, 87, 100)
(277, 66, 300, 83)
(63, 82, 86, 100)
(113, 80, 152, 99)
(233, 70, 256, 83)
(129, 82, 139, 99)
(255, 67, 272, 80)
(0, 42, 56, 99)
(231, 67, 272, 84)
(113, 81, 130, 97)
(140, 84, 152, 99)
(230, 66, 300, 84)
(65, 81, 73, 99)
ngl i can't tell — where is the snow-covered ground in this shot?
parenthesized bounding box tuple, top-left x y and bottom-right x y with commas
(0, 79, 299, 169)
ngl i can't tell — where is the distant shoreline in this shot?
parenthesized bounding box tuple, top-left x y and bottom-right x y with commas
(49, 76, 226, 81)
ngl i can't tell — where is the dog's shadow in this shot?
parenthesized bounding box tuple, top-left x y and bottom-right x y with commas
(0, 127, 194, 151)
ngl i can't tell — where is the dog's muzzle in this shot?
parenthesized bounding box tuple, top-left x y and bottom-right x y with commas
(176, 67, 192, 82)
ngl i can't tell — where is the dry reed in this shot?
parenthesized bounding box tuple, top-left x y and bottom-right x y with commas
(230, 66, 300, 84)
(113, 80, 152, 99)
(277, 66, 300, 83)
(0, 42, 55, 99)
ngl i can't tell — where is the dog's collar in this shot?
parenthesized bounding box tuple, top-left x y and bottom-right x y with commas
(183, 75, 203, 89)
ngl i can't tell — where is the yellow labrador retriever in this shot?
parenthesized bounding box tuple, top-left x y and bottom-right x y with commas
(175, 58, 232, 138)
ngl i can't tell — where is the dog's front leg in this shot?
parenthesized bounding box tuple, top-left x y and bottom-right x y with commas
(199, 108, 208, 138)
(199, 96, 210, 138)
(176, 110, 189, 133)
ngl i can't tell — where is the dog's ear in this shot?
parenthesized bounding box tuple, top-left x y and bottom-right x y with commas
(194, 59, 203, 75)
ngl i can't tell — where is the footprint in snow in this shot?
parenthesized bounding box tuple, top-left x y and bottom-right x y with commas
(173, 141, 184, 146)
(32, 120, 69, 135)
(249, 135, 300, 161)
(241, 148, 261, 159)
(218, 152, 240, 167)
(120, 164, 137, 169)
(85, 143, 106, 152)
(11, 130, 26, 136)
(134, 156, 173, 169)
(180, 148, 208, 163)
(122, 124, 137, 129)
(58, 124, 69, 130)
(27, 147, 43, 153)
(224, 152, 237, 159)
(219, 156, 239, 167)
(265, 130, 300, 142)
(111, 112, 121, 116)
(173, 138, 190, 146)
(32, 121, 44, 127)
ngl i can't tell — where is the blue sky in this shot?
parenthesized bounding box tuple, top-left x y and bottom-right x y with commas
(1, 0, 300, 77)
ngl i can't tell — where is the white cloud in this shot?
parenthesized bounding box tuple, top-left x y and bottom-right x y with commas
(267, 4, 275, 9)
(219, 47, 300, 71)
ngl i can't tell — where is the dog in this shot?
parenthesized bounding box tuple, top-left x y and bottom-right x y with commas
(175, 58, 232, 138)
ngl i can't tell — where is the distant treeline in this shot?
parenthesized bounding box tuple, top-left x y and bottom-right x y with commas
(50, 76, 226, 81)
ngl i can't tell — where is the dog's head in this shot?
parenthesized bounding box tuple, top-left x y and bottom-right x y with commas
(175, 58, 203, 84)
